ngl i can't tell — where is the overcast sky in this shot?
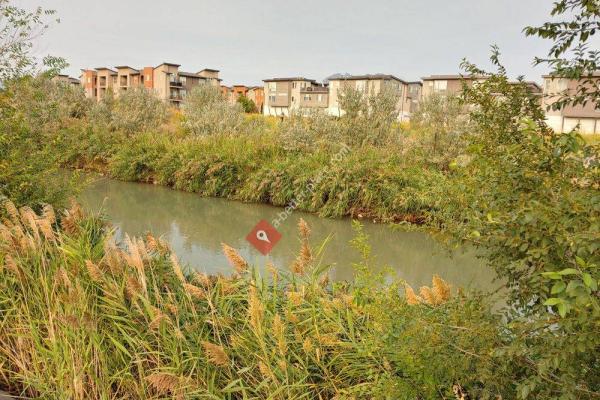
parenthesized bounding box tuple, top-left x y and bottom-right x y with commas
(19, 0, 556, 86)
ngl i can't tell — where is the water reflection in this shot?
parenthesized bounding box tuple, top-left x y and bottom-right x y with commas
(79, 176, 493, 289)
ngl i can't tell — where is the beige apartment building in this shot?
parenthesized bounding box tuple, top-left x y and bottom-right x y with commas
(81, 63, 220, 106)
(263, 77, 324, 116)
(328, 74, 413, 120)
(51, 74, 80, 86)
(543, 73, 600, 133)
(422, 74, 542, 99)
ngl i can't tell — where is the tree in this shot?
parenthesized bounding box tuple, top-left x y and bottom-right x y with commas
(0, 0, 65, 81)
(236, 94, 257, 113)
(411, 93, 470, 165)
(182, 84, 244, 136)
(525, 0, 600, 110)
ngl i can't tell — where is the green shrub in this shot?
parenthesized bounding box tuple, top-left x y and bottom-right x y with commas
(182, 85, 244, 136)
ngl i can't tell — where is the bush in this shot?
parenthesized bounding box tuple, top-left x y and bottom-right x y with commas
(237, 94, 257, 113)
(0, 203, 518, 399)
(89, 88, 169, 135)
(182, 85, 244, 136)
(410, 93, 471, 168)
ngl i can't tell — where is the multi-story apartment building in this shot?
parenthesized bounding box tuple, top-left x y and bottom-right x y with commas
(542, 73, 600, 133)
(81, 63, 220, 106)
(422, 74, 542, 99)
(263, 77, 322, 116)
(247, 86, 264, 113)
(51, 74, 80, 86)
(421, 74, 486, 99)
(407, 81, 422, 113)
(327, 74, 413, 120)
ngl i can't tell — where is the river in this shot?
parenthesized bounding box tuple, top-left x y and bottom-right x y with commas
(79, 176, 493, 289)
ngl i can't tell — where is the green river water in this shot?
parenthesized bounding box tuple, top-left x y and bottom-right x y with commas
(79, 176, 494, 290)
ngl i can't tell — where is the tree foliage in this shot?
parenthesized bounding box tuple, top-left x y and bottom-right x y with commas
(525, 0, 600, 109)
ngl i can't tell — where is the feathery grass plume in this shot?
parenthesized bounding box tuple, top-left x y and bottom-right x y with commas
(167, 304, 179, 316)
(298, 218, 311, 240)
(55, 267, 72, 289)
(146, 373, 180, 395)
(202, 341, 229, 367)
(3, 199, 20, 225)
(184, 283, 204, 300)
(4, 254, 21, 278)
(217, 275, 235, 295)
(170, 253, 186, 283)
(85, 260, 103, 282)
(287, 291, 303, 306)
(36, 217, 55, 242)
(285, 309, 299, 324)
(145, 232, 159, 252)
(267, 261, 279, 283)
(303, 337, 314, 353)
(149, 309, 168, 330)
(248, 285, 264, 331)
(419, 286, 436, 305)
(300, 241, 312, 267)
(432, 274, 451, 303)
(42, 203, 56, 224)
(103, 245, 124, 275)
(193, 272, 211, 288)
(404, 284, 422, 305)
(61, 213, 78, 235)
(319, 274, 330, 288)
(258, 361, 274, 380)
(0, 223, 12, 243)
(290, 258, 304, 275)
(273, 314, 287, 355)
(19, 206, 40, 242)
(126, 275, 142, 299)
(221, 243, 248, 273)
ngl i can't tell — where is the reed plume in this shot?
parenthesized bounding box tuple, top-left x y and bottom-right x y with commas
(202, 341, 229, 367)
(432, 274, 451, 303)
(273, 314, 286, 355)
(146, 373, 180, 395)
(170, 253, 186, 283)
(85, 260, 103, 282)
(3, 199, 20, 225)
(404, 284, 422, 305)
(221, 243, 248, 273)
(184, 283, 204, 300)
(419, 286, 436, 305)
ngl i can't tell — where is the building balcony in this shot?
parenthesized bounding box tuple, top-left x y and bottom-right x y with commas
(169, 81, 183, 87)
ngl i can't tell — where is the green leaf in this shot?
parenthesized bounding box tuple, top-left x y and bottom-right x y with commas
(575, 256, 586, 267)
(541, 271, 562, 280)
(544, 297, 562, 306)
(551, 281, 566, 294)
(558, 268, 579, 276)
(582, 273, 597, 290)
(557, 303, 567, 318)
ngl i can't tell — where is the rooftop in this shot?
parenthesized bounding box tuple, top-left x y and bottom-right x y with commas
(263, 77, 317, 83)
(421, 74, 486, 80)
(328, 74, 407, 83)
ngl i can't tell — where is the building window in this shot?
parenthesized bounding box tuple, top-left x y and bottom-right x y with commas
(292, 82, 297, 88)
(87, 77, 91, 83)
(292, 96, 295, 102)
(318, 94, 322, 102)
(180, 76, 187, 85)
(304, 95, 311, 101)
(269, 95, 276, 102)
(433, 80, 447, 91)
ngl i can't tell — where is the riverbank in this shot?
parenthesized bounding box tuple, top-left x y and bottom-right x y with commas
(58, 126, 460, 228)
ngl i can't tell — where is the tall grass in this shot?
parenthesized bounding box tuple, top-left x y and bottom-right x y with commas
(0, 200, 514, 399)
(59, 127, 457, 226)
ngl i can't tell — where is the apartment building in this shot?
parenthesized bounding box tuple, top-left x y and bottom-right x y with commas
(247, 86, 264, 113)
(263, 77, 322, 116)
(422, 74, 542, 99)
(328, 74, 413, 120)
(407, 81, 422, 113)
(543, 73, 600, 133)
(81, 62, 220, 106)
(51, 74, 80, 86)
